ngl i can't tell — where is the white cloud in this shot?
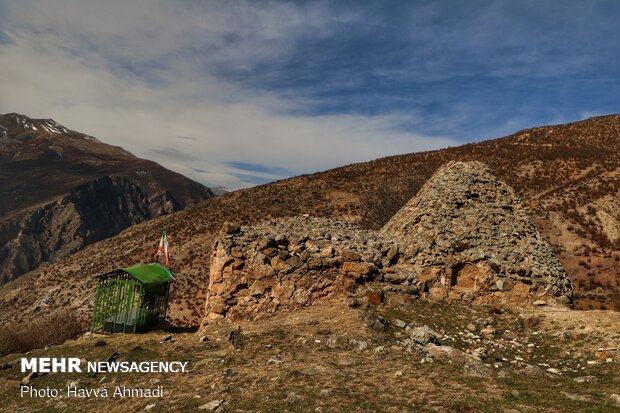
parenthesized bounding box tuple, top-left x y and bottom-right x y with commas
(0, 0, 458, 189)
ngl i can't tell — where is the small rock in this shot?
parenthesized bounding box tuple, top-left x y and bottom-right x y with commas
(573, 377, 591, 383)
(199, 335, 209, 343)
(267, 358, 283, 365)
(350, 339, 368, 351)
(94, 340, 107, 347)
(199, 399, 223, 411)
(533, 300, 547, 306)
(326, 334, 349, 349)
(510, 389, 520, 398)
(374, 346, 389, 356)
(466, 323, 477, 332)
(480, 326, 497, 336)
(386, 245, 399, 261)
(546, 368, 561, 374)
(424, 344, 457, 361)
(407, 325, 441, 345)
(227, 327, 242, 350)
(145, 403, 157, 411)
(161, 334, 173, 343)
(66, 379, 80, 388)
(393, 319, 407, 328)
(610, 394, 620, 406)
(21, 372, 41, 385)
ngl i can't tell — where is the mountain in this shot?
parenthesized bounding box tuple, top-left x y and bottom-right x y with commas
(0, 114, 618, 330)
(209, 186, 231, 196)
(0, 113, 213, 284)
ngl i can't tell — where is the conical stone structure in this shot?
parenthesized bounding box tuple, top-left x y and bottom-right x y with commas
(381, 161, 572, 305)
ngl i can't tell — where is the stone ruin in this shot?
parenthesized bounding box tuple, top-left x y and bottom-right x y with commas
(381, 161, 572, 304)
(201, 161, 572, 323)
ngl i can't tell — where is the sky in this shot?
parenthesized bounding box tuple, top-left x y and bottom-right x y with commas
(1, 1, 619, 189)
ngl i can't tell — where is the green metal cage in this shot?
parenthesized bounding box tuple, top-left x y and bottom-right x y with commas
(91, 263, 173, 333)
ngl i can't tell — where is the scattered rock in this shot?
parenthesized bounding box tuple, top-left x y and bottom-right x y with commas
(21, 372, 41, 385)
(361, 312, 388, 331)
(373, 346, 389, 356)
(424, 344, 457, 361)
(350, 339, 368, 351)
(94, 340, 107, 347)
(227, 327, 242, 350)
(393, 319, 407, 328)
(66, 379, 80, 388)
(145, 403, 157, 411)
(198, 399, 223, 411)
(407, 325, 441, 346)
(326, 334, 349, 349)
(533, 300, 547, 306)
(161, 335, 173, 343)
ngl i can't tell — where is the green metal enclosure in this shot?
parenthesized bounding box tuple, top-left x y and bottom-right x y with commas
(91, 263, 173, 333)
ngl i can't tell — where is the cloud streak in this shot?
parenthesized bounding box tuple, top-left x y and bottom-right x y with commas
(1, 1, 619, 188)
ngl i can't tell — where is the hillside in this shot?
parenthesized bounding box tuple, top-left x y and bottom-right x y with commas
(0, 114, 618, 330)
(2, 299, 620, 412)
(0, 113, 213, 284)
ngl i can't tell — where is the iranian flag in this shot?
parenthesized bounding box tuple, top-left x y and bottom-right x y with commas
(156, 228, 171, 268)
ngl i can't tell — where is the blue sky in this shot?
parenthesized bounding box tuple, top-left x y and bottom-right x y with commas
(1, 1, 619, 188)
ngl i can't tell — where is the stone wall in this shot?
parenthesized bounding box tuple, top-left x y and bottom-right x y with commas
(202, 161, 573, 324)
(203, 218, 400, 321)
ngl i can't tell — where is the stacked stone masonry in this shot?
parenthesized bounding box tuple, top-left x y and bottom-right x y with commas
(202, 161, 573, 322)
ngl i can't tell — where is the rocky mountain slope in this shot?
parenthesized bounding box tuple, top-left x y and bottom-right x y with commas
(0, 113, 213, 283)
(0, 114, 618, 331)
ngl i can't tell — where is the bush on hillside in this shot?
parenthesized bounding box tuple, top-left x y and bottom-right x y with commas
(0, 311, 87, 355)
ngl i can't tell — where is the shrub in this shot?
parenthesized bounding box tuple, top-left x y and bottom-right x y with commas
(0, 311, 87, 355)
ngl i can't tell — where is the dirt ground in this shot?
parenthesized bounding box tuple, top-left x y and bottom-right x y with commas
(1, 295, 619, 412)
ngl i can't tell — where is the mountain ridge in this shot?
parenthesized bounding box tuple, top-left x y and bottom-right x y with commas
(0, 113, 618, 329)
(0, 112, 213, 283)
